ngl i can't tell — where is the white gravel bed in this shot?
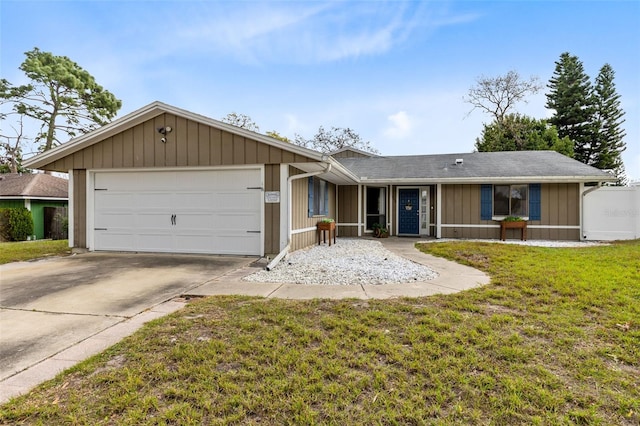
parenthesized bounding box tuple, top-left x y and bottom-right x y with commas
(422, 239, 608, 248)
(243, 239, 438, 286)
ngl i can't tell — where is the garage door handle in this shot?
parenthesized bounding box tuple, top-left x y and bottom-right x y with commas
(246, 230, 261, 233)
(170, 214, 176, 225)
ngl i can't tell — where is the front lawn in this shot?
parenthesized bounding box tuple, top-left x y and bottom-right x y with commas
(1, 240, 638, 425)
(0, 240, 71, 265)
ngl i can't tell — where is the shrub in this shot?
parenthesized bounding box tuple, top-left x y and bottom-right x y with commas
(0, 208, 34, 241)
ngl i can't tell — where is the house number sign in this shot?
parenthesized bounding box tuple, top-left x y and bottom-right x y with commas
(265, 191, 280, 203)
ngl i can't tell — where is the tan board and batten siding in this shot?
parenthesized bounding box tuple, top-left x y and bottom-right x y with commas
(440, 183, 580, 240)
(50, 113, 317, 254)
(289, 167, 337, 251)
(337, 185, 359, 237)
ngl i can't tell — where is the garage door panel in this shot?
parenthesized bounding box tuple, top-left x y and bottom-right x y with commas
(95, 232, 136, 251)
(135, 212, 173, 229)
(95, 192, 134, 210)
(174, 212, 215, 230)
(96, 172, 177, 191)
(95, 213, 136, 229)
(137, 193, 175, 209)
(215, 212, 260, 229)
(216, 192, 261, 209)
(174, 192, 214, 209)
(93, 169, 262, 255)
(214, 234, 261, 255)
(174, 234, 215, 253)
(137, 233, 176, 252)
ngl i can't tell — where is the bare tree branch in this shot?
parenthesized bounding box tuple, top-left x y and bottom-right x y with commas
(465, 70, 543, 124)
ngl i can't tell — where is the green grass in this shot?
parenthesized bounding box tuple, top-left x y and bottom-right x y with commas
(1, 240, 638, 425)
(0, 240, 71, 264)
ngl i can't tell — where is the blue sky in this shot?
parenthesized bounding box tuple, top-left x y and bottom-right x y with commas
(2, 0, 639, 181)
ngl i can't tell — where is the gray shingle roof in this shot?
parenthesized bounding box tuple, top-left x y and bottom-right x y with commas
(0, 173, 69, 198)
(335, 151, 614, 182)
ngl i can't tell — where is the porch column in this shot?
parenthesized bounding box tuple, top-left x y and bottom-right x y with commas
(357, 184, 362, 236)
(68, 169, 74, 248)
(436, 183, 442, 238)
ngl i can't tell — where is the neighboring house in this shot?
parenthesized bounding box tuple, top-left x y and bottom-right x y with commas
(0, 173, 69, 240)
(23, 102, 614, 257)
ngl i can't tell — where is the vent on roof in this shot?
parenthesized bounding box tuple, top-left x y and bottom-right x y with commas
(455, 158, 463, 165)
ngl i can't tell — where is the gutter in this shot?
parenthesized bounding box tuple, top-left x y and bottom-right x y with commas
(266, 245, 289, 271)
(266, 162, 332, 270)
(582, 181, 603, 197)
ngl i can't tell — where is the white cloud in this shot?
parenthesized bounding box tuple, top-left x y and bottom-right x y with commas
(166, 1, 480, 65)
(283, 113, 306, 136)
(384, 111, 413, 139)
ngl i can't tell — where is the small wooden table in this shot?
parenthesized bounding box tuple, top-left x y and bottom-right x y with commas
(317, 222, 336, 246)
(500, 220, 527, 241)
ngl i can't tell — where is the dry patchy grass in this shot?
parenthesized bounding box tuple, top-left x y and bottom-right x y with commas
(1, 240, 638, 425)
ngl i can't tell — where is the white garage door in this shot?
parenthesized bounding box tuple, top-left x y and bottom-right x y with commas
(93, 169, 262, 255)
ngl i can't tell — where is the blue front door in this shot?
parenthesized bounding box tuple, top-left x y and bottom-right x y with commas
(398, 189, 420, 234)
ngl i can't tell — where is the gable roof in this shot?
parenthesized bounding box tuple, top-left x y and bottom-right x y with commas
(336, 151, 615, 183)
(329, 146, 379, 158)
(0, 173, 68, 199)
(23, 101, 327, 170)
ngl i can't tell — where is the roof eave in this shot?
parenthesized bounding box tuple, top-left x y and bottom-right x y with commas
(358, 175, 616, 184)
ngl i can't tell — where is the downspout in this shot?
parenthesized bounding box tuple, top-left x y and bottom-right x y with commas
(266, 162, 332, 271)
(580, 181, 603, 240)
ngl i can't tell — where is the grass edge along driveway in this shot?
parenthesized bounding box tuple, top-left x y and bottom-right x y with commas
(0, 240, 71, 265)
(1, 240, 638, 425)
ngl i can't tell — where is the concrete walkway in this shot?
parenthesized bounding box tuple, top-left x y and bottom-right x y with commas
(0, 237, 488, 404)
(187, 237, 490, 299)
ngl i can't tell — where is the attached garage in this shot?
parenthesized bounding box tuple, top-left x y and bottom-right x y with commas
(91, 168, 262, 255)
(23, 102, 344, 257)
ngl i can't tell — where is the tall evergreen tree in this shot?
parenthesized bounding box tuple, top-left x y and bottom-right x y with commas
(546, 52, 596, 165)
(593, 64, 627, 184)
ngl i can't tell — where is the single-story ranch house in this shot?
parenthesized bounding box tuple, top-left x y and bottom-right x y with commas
(24, 101, 614, 258)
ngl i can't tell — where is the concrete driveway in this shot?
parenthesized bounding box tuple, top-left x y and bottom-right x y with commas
(0, 253, 252, 384)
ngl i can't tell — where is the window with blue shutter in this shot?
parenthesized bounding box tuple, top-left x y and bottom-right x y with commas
(481, 184, 493, 220)
(529, 183, 541, 220)
(308, 176, 314, 217)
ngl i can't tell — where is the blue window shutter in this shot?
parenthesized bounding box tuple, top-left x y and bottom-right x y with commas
(480, 184, 492, 220)
(323, 181, 329, 215)
(308, 176, 314, 217)
(529, 183, 541, 220)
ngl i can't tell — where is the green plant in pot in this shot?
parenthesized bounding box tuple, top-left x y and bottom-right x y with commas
(502, 216, 524, 222)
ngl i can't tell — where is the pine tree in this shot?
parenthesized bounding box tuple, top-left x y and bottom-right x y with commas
(546, 52, 596, 165)
(593, 64, 627, 184)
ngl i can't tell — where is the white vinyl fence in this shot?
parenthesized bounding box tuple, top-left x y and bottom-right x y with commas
(583, 186, 640, 241)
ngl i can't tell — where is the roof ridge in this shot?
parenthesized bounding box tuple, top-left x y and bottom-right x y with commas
(22, 174, 39, 196)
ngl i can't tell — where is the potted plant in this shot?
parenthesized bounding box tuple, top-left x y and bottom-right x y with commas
(378, 227, 389, 238)
(372, 222, 381, 237)
(502, 216, 524, 223)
